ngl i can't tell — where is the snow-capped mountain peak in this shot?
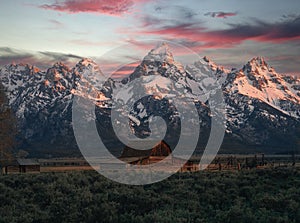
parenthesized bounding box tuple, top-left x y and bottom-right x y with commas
(243, 56, 269, 73)
(225, 57, 300, 118)
(123, 43, 186, 83)
(47, 62, 70, 77)
(5, 63, 40, 75)
(200, 56, 223, 72)
(1, 47, 300, 154)
(73, 58, 105, 87)
(74, 58, 102, 75)
(250, 56, 267, 66)
(78, 58, 98, 67)
(145, 42, 175, 64)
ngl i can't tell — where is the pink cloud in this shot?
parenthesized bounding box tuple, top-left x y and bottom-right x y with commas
(128, 24, 242, 51)
(125, 16, 300, 52)
(39, 0, 149, 16)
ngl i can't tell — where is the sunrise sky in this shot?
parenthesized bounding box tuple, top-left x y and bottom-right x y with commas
(0, 0, 300, 76)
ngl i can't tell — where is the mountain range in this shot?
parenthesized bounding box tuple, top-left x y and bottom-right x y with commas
(1, 43, 300, 157)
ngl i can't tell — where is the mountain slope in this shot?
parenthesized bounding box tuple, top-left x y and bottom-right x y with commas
(1, 44, 300, 156)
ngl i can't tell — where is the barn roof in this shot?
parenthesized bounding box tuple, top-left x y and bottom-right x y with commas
(119, 140, 171, 158)
(120, 148, 152, 158)
(17, 158, 40, 166)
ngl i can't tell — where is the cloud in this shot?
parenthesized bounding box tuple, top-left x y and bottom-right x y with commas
(139, 5, 200, 28)
(119, 13, 300, 75)
(0, 47, 82, 70)
(252, 17, 300, 42)
(39, 0, 149, 16)
(154, 5, 198, 19)
(0, 48, 34, 65)
(39, 51, 82, 61)
(129, 15, 300, 51)
(202, 40, 300, 75)
(129, 23, 230, 50)
(204, 11, 237, 19)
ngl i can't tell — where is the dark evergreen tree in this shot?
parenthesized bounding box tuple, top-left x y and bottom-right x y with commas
(0, 83, 16, 171)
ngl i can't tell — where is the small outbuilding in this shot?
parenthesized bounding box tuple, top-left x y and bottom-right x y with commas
(1, 159, 40, 174)
(17, 159, 40, 173)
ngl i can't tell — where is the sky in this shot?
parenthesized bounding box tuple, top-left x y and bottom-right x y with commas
(0, 0, 300, 76)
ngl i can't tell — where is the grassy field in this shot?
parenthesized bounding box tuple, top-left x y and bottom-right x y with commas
(0, 168, 300, 223)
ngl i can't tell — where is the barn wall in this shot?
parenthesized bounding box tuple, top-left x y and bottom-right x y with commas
(3, 166, 20, 174)
(24, 165, 40, 173)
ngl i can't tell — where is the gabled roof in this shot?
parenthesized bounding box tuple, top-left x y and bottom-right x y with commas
(119, 140, 171, 158)
(17, 158, 40, 166)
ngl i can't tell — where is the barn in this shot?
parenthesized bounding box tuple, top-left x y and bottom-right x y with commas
(119, 140, 173, 165)
(1, 159, 40, 174)
(119, 140, 199, 172)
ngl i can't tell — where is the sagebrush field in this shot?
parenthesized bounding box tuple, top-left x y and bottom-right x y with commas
(0, 168, 300, 223)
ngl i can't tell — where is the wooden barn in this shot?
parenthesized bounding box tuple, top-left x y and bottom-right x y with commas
(119, 140, 173, 165)
(119, 140, 199, 172)
(1, 159, 40, 174)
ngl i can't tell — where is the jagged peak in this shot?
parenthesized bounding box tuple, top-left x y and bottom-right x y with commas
(151, 42, 171, 54)
(192, 56, 224, 74)
(248, 56, 268, 67)
(77, 58, 98, 67)
(242, 56, 272, 75)
(73, 58, 105, 81)
(74, 58, 102, 74)
(144, 42, 174, 64)
(53, 61, 67, 67)
(51, 62, 70, 72)
(5, 63, 41, 73)
(7, 63, 27, 68)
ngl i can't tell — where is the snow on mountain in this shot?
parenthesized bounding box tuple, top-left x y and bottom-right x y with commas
(123, 42, 187, 84)
(0, 64, 40, 104)
(114, 44, 300, 151)
(71, 58, 112, 104)
(119, 43, 220, 104)
(0, 59, 112, 151)
(74, 58, 105, 85)
(224, 57, 300, 117)
(1, 43, 300, 154)
(144, 42, 175, 64)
